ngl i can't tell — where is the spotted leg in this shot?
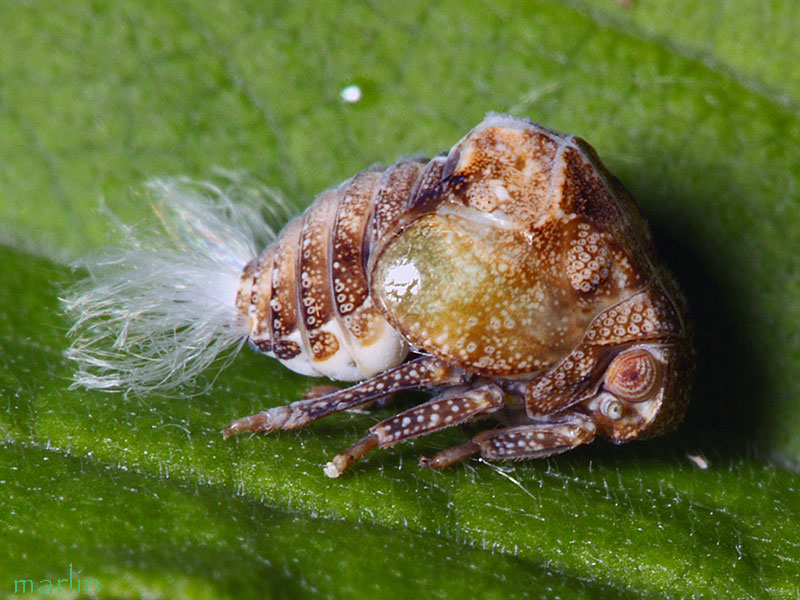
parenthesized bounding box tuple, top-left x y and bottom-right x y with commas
(323, 383, 505, 478)
(301, 385, 343, 400)
(302, 385, 398, 410)
(223, 356, 469, 438)
(419, 410, 597, 469)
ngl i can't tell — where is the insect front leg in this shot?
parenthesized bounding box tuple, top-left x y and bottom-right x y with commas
(222, 356, 469, 438)
(419, 410, 597, 469)
(324, 383, 505, 478)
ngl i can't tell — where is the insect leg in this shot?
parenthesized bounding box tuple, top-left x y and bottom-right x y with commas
(323, 383, 504, 478)
(302, 385, 397, 408)
(420, 411, 597, 469)
(223, 356, 469, 438)
(301, 385, 344, 400)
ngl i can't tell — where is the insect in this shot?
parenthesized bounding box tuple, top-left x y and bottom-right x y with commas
(65, 114, 693, 477)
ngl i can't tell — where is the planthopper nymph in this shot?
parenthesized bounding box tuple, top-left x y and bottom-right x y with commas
(65, 114, 693, 477)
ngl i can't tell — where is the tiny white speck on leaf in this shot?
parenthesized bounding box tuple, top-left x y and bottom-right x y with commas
(340, 85, 362, 103)
(686, 453, 709, 469)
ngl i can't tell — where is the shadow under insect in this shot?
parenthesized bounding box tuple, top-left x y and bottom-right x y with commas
(645, 215, 770, 460)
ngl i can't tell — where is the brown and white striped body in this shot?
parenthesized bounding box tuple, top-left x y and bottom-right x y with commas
(65, 113, 693, 477)
(225, 114, 693, 476)
(236, 156, 449, 381)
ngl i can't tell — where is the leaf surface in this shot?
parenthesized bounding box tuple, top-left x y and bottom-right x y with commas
(1, 1, 799, 597)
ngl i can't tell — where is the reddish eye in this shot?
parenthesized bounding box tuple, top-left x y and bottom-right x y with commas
(604, 349, 659, 402)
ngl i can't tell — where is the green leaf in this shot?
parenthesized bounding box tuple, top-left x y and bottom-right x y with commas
(2, 1, 800, 598)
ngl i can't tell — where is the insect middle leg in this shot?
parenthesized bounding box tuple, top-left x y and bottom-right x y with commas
(419, 410, 597, 469)
(323, 383, 505, 478)
(222, 356, 469, 439)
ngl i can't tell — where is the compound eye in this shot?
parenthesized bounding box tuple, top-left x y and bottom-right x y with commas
(600, 395, 624, 420)
(604, 349, 659, 402)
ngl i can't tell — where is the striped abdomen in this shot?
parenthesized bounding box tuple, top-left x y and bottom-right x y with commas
(236, 155, 448, 381)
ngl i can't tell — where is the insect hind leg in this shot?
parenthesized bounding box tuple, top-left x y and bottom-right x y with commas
(302, 385, 397, 409)
(222, 356, 468, 438)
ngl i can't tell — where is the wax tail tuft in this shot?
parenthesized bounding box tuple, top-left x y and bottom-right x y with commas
(64, 175, 285, 394)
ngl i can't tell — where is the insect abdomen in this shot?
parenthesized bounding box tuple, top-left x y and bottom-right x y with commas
(241, 158, 441, 381)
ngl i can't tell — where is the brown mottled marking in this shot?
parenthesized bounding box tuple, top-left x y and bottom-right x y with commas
(269, 217, 303, 359)
(298, 187, 338, 333)
(223, 356, 469, 438)
(242, 246, 276, 353)
(582, 283, 683, 346)
(525, 345, 611, 416)
(251, 247, 277, 344)
(371, 208, 633, 377)
(297, 186, 345, 365)
(564, 220, 611, 294)
(471, 413, 597, 460)
(560, 141, 654, 280)
(330, 169, 382, 319)
(370, 384, 504, 446)
(443, 122, 561, 224)
(407, 155, 447, 211)
(308, 330, 339, 362)
(370, 159, 427, 242)
(328, 169, 401, 358)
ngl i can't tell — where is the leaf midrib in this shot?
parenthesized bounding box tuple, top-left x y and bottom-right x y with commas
(561, 0, 800, 116)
